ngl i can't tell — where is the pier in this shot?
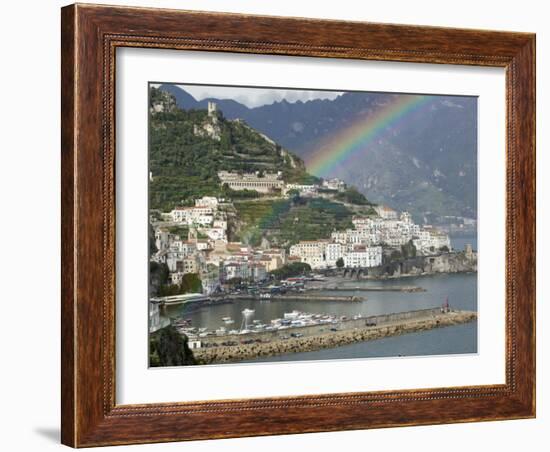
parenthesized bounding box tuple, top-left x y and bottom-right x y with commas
(227, 293, 364, 302)
(192, 308, 477, 364)
(305, 285, 425, 292)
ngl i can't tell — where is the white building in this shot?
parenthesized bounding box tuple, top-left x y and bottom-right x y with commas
(289, 241, 328, 269)
(224, 261, 251, 280)
(182, 255, 200, 274)
(343, 246, 382, 268)
(218, 171, 285, 193)
(170, 206, 214, 225)
(165, 250, 186, 272)
(413, 230, 451, 254)
(195, 196, 219, 210)
(213, 219, 227, 230)
(250, 263, 268, 282)
(322, 178, 346, 192)
(284, 183, 318, 196)
(325, 242, 344, 267)
(374, 205, 399, 219)
(154, 229, 170, 252)
(199, 227, 226, 241)
(170, 240, 197, 256)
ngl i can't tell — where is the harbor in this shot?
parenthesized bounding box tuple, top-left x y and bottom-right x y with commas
(192, 307, 477, 364)
(158, 273, 478, 364)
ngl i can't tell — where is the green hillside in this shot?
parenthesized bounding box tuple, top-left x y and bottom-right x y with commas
(149, 87, 315, 211)
(149, 87, 376, 248)
(233, 197, 354, 248)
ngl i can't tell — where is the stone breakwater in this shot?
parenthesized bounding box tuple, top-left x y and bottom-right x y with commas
(228, 294, 364, 302)
(194, 310, 477, 365)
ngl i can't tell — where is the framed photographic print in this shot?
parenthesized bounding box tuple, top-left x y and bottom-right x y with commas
(61, 3, 535, 447)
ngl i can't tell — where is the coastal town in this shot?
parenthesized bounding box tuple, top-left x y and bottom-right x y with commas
(151, 175, 454, 300)
(147, 89, 478, 366)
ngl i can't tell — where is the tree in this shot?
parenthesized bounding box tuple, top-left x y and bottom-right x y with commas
(158, 273, 202, 297)
(390, 249, 403, 261)
(336, 257, 345, 268)
(180, 273, 202, 293)
(149, 262, 169, 295)
(287, 188, 300, 197)
(270, 262, 312, 280)
(401, 240, 417, 259)
(335, 187, 371, 205)
(149, 326, 197, 367)
(439, 245, 450, 253)
(225, 277, 243, 287)
(149, 223, 158, 255)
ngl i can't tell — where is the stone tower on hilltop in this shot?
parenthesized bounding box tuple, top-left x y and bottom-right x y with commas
(207, 101, 217, 117)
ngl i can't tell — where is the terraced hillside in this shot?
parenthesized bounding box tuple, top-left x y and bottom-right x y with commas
(232, 197, 355, 248)
(149, 87, 374, 249)
(149, 87, 315, 211)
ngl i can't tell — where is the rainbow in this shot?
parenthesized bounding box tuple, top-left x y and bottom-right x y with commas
(306, 94, 432, 177)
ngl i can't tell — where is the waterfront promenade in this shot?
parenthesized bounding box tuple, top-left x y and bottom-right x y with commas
(193, 308, 477, 364)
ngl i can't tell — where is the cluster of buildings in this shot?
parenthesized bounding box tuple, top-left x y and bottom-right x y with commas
(153, 197, 289, 294)
(169, 196, 228, 236)
(289, 240, 382, 270)
(288, 209, 451, 270)
(152, 194, 451, 291)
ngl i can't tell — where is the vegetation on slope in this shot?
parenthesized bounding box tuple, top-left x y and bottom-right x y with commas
(234, 197, 354, 248)
(149, 87, 311, 211)
(149, 326, 197, 367)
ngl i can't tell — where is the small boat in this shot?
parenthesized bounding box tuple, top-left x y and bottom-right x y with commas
(284, 310, 301, 320)
(222, 317, 235, 324)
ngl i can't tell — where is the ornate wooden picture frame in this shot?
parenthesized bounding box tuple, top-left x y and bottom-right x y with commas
(61, 3, 535, 447)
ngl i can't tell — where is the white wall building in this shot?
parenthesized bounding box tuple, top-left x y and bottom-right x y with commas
(343, 246, 383, 268)
(284, 183, 319, 196)
(154, 229, 170, 252)
(289, 241, 328, 269)
(325, 242, 344, 267)
(199, 227, 226, 241)
(218, 171, 285, 193)
(170, 206, 214, 225)
(195, 196, 219, 209)
(224, 261, 251, 280)
(322, 178, 346, 191)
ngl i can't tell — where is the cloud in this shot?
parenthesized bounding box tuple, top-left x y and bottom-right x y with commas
(173, 84, 343, 108)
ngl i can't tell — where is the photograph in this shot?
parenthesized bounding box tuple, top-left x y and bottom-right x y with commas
(147, 83, 479, 367)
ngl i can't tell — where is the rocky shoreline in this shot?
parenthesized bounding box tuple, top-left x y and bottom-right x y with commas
(194, 310, 477, 365)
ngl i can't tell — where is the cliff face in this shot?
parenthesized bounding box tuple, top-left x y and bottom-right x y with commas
(364, 251, 477, 278)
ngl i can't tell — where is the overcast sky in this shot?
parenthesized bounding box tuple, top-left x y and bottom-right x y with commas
(151, 83, 343, 108)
